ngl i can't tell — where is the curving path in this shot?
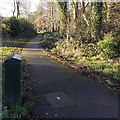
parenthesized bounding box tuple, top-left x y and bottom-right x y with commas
(22, 34, 118, 118)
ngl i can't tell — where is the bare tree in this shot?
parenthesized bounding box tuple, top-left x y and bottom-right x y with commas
(13, 0, 16, 16)
(12, 0, 31, 17)
(29, 2, 60, 32)
(16, 0, 20, 17)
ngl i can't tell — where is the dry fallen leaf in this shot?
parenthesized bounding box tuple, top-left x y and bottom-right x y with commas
(54, 114, 58, 117)
(45, 113, 49, 115)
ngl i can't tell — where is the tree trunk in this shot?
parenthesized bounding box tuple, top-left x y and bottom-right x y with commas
(13, 1, 16, 16)
(16, 1, 20, 18)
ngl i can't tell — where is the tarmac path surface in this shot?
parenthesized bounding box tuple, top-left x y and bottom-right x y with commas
(22, 34, 118, 118)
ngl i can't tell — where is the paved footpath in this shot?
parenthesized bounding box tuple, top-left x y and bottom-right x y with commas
(22, 34, 118, 118)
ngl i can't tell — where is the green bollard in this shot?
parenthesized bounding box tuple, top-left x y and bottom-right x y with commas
(4, 54, 22, 106)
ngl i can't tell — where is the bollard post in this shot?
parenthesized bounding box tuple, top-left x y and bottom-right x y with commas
(4, 54, 22, 106)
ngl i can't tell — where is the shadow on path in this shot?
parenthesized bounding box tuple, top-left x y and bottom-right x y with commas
(22, 34, 118, 118)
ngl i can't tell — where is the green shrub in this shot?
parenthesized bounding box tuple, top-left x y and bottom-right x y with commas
(80, 43, 100, 57)
(114, 65, 120, 79)
(2, 23, 9, 37)
(2, 17, 37, 38)
(42, 32, 62, 49)
(8, 17, 21, 36)
(98, 34, 120, 58)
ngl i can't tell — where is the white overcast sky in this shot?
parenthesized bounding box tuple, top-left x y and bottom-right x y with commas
(0, 0, 41, 17)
